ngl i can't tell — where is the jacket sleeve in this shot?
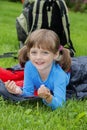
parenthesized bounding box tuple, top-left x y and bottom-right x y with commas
(21, 62, 35, 97)
(43, 72, 70, 110)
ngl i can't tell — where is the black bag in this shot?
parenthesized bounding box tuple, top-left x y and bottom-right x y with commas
(67, 56, 87, 100)
(16, 0, 75, 56)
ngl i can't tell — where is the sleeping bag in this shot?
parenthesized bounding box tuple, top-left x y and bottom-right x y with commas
(0, 56, 87, 101)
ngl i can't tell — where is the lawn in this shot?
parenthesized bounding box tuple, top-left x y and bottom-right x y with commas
(0, 1, 87, 130)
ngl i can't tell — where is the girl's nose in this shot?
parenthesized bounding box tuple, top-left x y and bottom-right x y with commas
(36, 53, 42, 59)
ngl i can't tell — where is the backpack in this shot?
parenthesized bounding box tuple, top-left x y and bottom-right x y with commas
(16, 0, 76, 56)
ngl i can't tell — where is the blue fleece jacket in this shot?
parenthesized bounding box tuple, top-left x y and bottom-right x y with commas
(22, 61, 70, 110)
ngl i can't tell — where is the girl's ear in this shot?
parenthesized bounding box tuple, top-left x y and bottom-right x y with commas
(54, 51, 59, 60)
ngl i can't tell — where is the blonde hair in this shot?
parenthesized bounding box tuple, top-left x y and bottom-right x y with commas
(18, 29, 71, 71)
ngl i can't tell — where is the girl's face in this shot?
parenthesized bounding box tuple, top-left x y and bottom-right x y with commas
(29, 47, 58, 72)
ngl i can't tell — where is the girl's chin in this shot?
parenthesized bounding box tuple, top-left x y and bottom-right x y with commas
(35, 65, 45, 70)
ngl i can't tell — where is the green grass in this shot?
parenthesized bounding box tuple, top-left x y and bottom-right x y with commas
(0, 1, 87, 130)
(0, 0, 22, 67)
(0, 98, 87, 130)
(69, 11, 87, 56)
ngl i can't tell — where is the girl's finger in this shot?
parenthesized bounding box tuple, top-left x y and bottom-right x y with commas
(5, 80, 10, 86)
(7, 81, 15, 88)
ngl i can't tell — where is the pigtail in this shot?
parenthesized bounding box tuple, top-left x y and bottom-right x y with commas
(18, 45, 29, 68)
(57, 46, 71, 72)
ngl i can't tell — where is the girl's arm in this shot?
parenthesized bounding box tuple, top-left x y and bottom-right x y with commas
(22, 61, 35, 97)
(43, 72, 70, 110)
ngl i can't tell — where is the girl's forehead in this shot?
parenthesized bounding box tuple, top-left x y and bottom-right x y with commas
(29, 41, 57, 53)
(30, 46, 48, 51)
(31, 44, 49, 49)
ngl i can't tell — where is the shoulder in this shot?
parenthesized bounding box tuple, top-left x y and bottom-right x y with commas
(53, 63, 70, 79)
(24, 61, 36, 71)
(25, 60, 35, 67)
(53, 63, 64, 73)
(24, 61, 38, 78)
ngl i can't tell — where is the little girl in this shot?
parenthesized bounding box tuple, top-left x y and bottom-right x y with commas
(0, 29, 71, 110)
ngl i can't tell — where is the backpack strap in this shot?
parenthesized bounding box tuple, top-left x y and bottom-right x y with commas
(0, 52, 17, 59)
(31, 0, 41, 32)
(38, 0, 49, 28)
(41, 0, 52, 29)
(58, 0, 76, 52)
(31, 0, 53, 31)
(51, 0, 63, 39)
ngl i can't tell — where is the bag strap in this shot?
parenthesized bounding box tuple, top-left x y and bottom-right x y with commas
(0, 52, 17, 59)
(58, 0, 76, 52)
(41, 0, 51, 29)
(31, 0, 52, 31)
(51, 1, 63, 37)
(31, 0, 41, 32)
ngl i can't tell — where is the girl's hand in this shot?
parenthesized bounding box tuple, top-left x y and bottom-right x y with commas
(38, 84, 52, 103)
(5, 80, 22, 95)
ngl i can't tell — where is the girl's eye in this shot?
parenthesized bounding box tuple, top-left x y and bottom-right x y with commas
(31, 51, 37, 54)
(42, 51, 49, 54)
